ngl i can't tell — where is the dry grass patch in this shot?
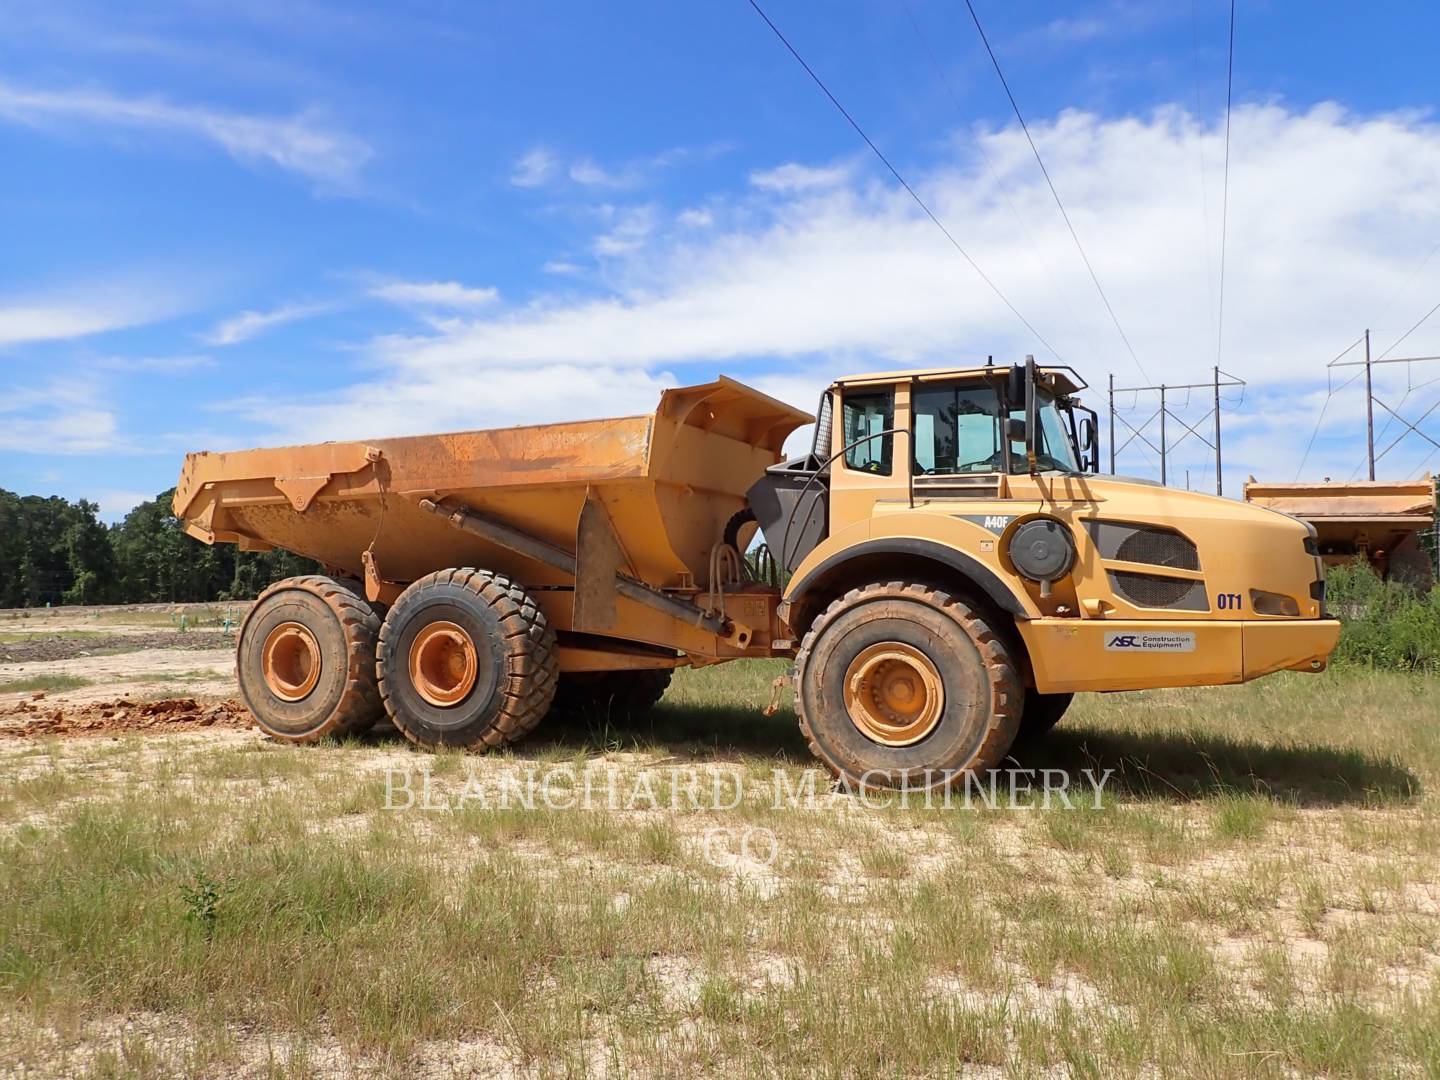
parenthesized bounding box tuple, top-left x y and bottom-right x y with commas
(0, 663, 1437, 1075)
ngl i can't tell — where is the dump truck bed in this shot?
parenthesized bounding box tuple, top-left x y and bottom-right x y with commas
(174, 377, 811, 594)
(1243, 476, 1435, 585)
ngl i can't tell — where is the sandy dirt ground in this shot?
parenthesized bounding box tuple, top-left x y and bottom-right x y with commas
(0, 603, 247, 729)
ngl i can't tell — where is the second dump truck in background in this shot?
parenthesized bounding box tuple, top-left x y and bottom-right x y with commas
(175, 360, 1340, 789)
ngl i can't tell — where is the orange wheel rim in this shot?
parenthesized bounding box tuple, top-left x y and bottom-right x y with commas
(409, 621, 478, 708)
(261, 622, 322, 702)
(843, 642, 945, 747)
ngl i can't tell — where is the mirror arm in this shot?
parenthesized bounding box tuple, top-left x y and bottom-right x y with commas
(1024, 355, 1039, 474)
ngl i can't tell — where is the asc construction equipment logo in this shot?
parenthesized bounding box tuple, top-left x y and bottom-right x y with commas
(1104, 631, 1196, 652)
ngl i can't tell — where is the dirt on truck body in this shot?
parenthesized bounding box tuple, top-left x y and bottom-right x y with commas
(175, 361, 1341, 789)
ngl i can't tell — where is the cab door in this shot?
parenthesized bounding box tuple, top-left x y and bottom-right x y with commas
(828, 381, 913, 533)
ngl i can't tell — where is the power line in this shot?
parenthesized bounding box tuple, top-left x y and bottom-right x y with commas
(1339, 298, 1440, 473)
(1294, 335, 1365, 478)
(898, 0, 1101, 363)
(744, 0, 1061, 359)
(961, 0, 1148, 381)
(1370, 238, 1440, 331)
(1377, 296, 1440, 361)
(1189, 0, 1216, 339)
(1215, 0, 1236, 372)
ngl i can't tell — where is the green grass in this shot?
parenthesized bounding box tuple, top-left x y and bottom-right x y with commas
(0, 663, 1437, 1075)
(0, 674, 92, 695)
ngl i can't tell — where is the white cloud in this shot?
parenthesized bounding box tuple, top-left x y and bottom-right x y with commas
(202, 302, 330, 346)
(542, 260, 583, 276)
(0, 279, 183, 348)
(0, 304, 138, 347)
(592, 205, 657, 256)
(0, 81, 371, 188)
(233, 364, 676, 444)
(369, 280, 499, 309)
(514, 143, 732, 191)
(510, 147, 558, 188)
(749, 162, 853, 192)
(0, 383, 121, 454)
(568, 158, 631, 187)
(94, 489, 154, 520)
(677, 207, 714, 228)
(96, 354, 215, 373)
(236, 104, 1440, 483)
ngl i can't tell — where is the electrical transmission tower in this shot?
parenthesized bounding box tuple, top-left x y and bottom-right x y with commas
(1107, 367, 1246, 495)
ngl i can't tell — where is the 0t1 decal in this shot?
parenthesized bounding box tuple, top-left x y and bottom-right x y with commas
(1215, 592, 1243, 611)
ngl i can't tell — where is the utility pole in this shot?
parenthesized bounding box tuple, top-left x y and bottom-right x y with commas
(1159, 384, 1167, 486)
(1108, 374, 1115, 473)
(1108, 371, 1243, 487)
(1213, 366, 1223, 496)
(1365, 328, 1375, 480)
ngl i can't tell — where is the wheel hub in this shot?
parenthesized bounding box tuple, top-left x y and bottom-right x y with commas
(843, 642, 945, 746)
(409, 621, 479, 707)
(261, 621, 322, 702)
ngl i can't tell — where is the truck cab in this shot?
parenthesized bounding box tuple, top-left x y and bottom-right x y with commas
(742, 360, 1340, 786)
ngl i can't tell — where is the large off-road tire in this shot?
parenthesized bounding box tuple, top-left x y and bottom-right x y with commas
(794, 582, 1021, 790)
(237, 575, 384, 742)
(376, 569, 558, 750)
(551, 669, 673, 720)
(1016, 691, 1074, 742)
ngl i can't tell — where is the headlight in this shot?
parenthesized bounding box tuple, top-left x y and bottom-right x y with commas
(1250, 589, 1300, 617)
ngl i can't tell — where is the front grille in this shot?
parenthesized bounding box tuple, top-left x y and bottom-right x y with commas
(1087, 522, 1200, 570)
(1109, 571, 1209, 611)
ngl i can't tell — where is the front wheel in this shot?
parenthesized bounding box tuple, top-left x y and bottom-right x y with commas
(794, 582, 1021, 790)
(377, 569, 558, 750)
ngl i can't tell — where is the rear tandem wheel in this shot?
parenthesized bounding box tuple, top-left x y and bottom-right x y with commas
(236, 575, 384, 742)
(376, 568, 558, 750)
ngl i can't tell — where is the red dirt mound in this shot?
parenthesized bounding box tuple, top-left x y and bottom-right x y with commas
(0, 696, 252, 738)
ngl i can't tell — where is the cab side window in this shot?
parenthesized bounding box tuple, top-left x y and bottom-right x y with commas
(842, 389, 893, 475)
(912, 385, 1004, 474)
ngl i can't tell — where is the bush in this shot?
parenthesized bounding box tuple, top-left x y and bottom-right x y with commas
(1327, 561, 1440, 673)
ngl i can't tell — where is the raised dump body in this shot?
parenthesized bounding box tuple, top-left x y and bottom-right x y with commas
(175, 377, 811, 645)
(1243, 477, 1435, 587)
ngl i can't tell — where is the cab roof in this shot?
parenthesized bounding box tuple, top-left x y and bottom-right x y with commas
(832, 364, 1087, 396)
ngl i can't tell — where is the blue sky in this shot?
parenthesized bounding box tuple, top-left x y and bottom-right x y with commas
(4, 0, 1440, 518)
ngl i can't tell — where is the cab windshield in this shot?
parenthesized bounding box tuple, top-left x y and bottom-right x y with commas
(912, 382, 1079, 475)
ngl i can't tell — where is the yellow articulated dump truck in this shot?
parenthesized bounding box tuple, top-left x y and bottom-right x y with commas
(174, 360, 1340, 789)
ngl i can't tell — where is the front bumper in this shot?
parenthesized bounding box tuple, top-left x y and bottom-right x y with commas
(1018, 617, 1342, 694)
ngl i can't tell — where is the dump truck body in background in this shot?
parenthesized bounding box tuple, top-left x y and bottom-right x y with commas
(1243, 477, 1436, 589)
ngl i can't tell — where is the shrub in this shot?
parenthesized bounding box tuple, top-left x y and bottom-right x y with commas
(1326, 561, 1440, 673)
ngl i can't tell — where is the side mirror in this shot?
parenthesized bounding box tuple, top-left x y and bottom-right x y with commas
(1005, 365, 1026, 407)
(1078, 415, 1098, 473)
(1004, 418, 1028, 443)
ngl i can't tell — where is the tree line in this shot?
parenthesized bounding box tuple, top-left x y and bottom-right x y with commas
(0, 488, 317, 608)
